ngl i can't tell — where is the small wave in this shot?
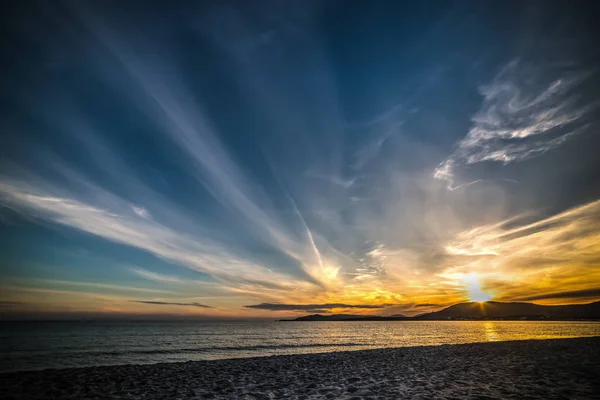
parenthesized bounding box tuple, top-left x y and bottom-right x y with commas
(81, 342, 366, 357)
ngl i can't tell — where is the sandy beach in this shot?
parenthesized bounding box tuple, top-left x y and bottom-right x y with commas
(2, 337, 599, 399)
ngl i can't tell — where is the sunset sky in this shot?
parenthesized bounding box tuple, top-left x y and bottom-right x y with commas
(1, 1, 599, 319)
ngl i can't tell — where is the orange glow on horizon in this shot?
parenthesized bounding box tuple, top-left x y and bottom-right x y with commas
(1, 200, 599, 318)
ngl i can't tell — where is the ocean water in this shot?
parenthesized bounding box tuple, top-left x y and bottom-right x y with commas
(1, 320, 599, 372)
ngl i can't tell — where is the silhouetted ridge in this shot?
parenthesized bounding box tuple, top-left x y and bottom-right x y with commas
(416, 301, 600, 320)
(282, 301, 600, 321)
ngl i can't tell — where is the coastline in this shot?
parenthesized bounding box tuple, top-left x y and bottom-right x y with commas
(2, 337, 599, 399)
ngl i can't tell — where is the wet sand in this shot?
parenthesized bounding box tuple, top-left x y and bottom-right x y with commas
(2, 337, 599, 399)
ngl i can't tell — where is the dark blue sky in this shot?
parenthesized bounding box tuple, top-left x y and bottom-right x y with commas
(1, 1, 599, 318)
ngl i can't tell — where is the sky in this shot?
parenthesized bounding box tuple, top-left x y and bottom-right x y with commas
(1, 0, 599, 319)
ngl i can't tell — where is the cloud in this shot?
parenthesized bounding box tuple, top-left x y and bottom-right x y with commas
(437, 199, 600, 304)
(353, 130, 396, 171)
(515, 289, 600, 302)
(131, 300, 213, 308)
(67, 6, 344, 289)
(435, 59, 595, 188)
(1, 284, 146, 311)
(0, 301, 23, 308)
(305, 172, 356, 189)
(444, 200, 600, 261)
(415, 303, 440, 307)
(130, 267, 184, 284)
(352, 105, 403, 170)
(36, 279, 173, 294)
(132, 206, 151, 219)
(244, 302, 391, 311)
(0, 180, 309, 293)
(2, 2, 599, 317)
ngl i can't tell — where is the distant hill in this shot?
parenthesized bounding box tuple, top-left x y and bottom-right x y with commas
(281, 301, 600, 321)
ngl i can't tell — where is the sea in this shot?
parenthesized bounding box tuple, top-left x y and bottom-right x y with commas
(1, 320, 599, 373)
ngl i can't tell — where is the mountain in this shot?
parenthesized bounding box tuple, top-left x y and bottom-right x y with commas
(281, 301, 600, 321)
(416, 301, 600, 320)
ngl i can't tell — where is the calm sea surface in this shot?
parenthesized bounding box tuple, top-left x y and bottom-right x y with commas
(1, 321, 599, 372)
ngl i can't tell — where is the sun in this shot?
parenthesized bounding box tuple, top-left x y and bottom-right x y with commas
(464, 274, 492, 302)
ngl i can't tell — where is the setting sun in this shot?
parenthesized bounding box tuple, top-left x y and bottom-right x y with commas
(465, 274, 492, 302)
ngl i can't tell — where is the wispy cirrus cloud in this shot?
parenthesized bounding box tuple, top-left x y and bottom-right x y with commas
(130, 268, 185, 284)
(2, 1, 599, 318)
(435, 59, 595, 188)
(0, 180, 312, 295)
(132, 206, 151, 219)
(436, 199, 600, 304)
(69, 5, 338, 290)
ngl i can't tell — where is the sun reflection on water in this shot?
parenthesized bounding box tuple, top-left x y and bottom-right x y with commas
(484, 322, 500, 342)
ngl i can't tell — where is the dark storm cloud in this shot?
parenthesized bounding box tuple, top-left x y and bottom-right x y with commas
(0, 301, 23, 308)
(415, 303, 440, 307)
(244, 303, 390, 311)
(131, 301, 213, 308)
(516, 289, 600, 302)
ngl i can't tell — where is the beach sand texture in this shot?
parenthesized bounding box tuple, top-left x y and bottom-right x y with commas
(2, 337, 599, 399)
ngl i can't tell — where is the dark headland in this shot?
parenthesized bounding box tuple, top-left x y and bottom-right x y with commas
(280, 300, 600, 321)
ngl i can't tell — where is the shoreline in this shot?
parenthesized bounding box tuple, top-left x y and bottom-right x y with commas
(2, 337, 600, 399)
(3, 335, 600, 374)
